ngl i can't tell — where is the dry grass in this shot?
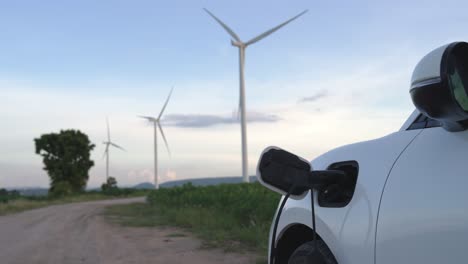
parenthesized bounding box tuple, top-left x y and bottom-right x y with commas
(0, 190, 149, 216)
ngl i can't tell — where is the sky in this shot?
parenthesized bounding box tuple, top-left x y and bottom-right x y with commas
(1, 0, 468, 188)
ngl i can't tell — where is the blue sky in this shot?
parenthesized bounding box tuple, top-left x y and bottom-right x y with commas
(1, 0, 468, 188)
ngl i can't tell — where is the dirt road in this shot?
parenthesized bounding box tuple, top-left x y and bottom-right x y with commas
(0, 198, 258, 264)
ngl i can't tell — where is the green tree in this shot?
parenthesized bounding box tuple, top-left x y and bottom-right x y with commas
(101, 176, 124, 196)
(0, 188, 8, 203)
(34, 129, 95, 194)
(50, 181, 73, 197)
(101, 176, 118, 192)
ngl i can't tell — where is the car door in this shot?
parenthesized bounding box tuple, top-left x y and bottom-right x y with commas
(376, 115, 468, 263)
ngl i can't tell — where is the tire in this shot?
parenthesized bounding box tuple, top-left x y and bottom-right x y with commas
(288, 240, 337, 264)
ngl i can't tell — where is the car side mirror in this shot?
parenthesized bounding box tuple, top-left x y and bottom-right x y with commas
(411, 41, 468, 131)
(256, 146, 312, 197)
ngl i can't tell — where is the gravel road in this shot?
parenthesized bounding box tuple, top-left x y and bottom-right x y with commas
(0, 198, 258, 264)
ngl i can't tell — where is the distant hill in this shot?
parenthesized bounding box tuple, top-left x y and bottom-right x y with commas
(132, 182, 155, 189)
(7, 188, 49, 196)
(7, 177, 258, 196)
(133, 176, 257, 189)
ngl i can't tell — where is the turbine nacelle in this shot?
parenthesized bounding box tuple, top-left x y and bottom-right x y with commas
(139, 115, 158, 123)
(231, 40, 245, 48)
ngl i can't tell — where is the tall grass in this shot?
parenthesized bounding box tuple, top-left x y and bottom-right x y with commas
(146, 182, 280, 253)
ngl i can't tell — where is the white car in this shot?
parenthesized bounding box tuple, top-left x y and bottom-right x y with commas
(257, 41, 468, 264)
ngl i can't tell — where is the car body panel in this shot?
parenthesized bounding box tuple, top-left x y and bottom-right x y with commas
(271, 129, 422, 264)
(376, 126, 468, 263)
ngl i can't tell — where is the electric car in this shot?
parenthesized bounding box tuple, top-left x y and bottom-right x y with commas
(257, 41, 468, 264)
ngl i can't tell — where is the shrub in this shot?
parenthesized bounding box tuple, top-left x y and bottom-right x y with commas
(0, 189, 21, 203)
(0, 189, 8, 203)
(49, 181, 74, 198)
(9, 190, 20, 199)
(100, 177, 139, 196)
(101, 177, 118, 193)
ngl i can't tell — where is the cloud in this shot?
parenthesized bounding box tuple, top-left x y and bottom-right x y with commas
(164, 169, 177, 181)
(298, 90, 329, 103)
(162, 112, 281, 128)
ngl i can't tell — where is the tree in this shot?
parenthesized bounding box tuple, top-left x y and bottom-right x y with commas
(34, 129, 95, 194)
(50, 181, 74, 198)
(101, 176, 118, 193)
(0, 189, 8, 203)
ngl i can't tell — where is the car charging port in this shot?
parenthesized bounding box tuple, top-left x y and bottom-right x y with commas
(257, 147, 358, 263)
(318, 161, 359, 208)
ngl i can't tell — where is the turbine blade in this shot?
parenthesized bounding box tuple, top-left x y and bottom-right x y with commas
(158, 87, 174, 120)
(203, 8, 241, 42)
(158, 122, 171, 156)
(245, 9, 308, 46)
(106, 117, 111, 141)
(102, 145, 108, 159)
(138, 115, 156, 122)
(110, 142, 126, 151)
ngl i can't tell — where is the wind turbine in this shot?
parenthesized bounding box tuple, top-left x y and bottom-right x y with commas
(102, 118, 125, 181)
(139, 88, 173, 190)
(204, 8, 308, 183)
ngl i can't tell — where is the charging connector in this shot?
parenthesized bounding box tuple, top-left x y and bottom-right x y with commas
(269, 169, 347, 263)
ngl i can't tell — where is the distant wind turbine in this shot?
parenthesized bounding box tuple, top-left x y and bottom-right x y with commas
(102, 118, 125, 181)
(204, 8, 308, 183)
(139, 88, 173, 190)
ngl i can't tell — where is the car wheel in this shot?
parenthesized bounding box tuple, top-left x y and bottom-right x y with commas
(288, 240, 337, 264)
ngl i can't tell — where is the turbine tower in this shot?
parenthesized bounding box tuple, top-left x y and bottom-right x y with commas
(204, 8, 308, 183)
(102, 118, 125, 181)
(139, 88, 173, 189)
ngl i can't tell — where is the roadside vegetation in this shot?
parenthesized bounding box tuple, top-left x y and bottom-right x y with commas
(0, 188, 149, 216)
(105, 182, 280, 260)
(34, 129, 95, 196)
(0, 189, 20, 204)
(0, 130, 150, 216)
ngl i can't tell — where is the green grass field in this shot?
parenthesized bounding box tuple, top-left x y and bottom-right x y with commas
(0, 189, 149, 216)
(104, 182, 280, 261)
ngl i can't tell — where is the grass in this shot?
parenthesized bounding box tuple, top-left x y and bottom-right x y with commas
(104, 182, 280, 262)
(0, 189, 149, 216)
(0, 199, 53, 215)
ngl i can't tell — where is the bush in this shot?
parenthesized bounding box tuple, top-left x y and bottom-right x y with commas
(49, 181, 74, 198)
(9, 190, 20, 199)
(101, 177, 118, 192)
(101, 177, 118, 194)
(102, 188, 135, 196)
(99, 177, 147, 197)
(0, 189, 8, 203)
(0, 189, 21, 203)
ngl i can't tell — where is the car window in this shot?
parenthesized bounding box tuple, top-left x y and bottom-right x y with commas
(407, 114, 442, 130)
